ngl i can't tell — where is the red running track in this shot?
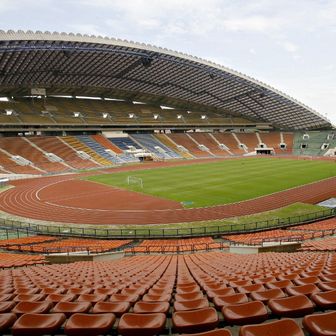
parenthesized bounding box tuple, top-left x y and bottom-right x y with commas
(0, 165, 335, 225)
(0, 176, 336, 224)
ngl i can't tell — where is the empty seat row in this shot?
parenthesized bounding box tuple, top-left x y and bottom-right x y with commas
(0, 235, 58, 248)
(300, 236, 336, 252)
(0, 253, 47, 269)
(5, 238, 132, 254)
(1, 311, 334, 336)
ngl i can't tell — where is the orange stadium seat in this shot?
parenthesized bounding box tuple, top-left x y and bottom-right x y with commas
(1, 250, 336, 335)
(206, 288, 235, 301)
(133, 301, 170, 314)
(249, 288, 286, 303)
(180, 330, 232, 336)
(311, 290, 336, 309)
(64, 313, 116, 336)
(46, 293, 76, 303)
(0, 301, 16, 313)
(213, 294, 249, 310)
(0, 313, 17, 334)
(174, 298, 209, 312)
(285, 284, 320, 297)
(92, 302, 131, 317)
(268, 295, 315, 317)
(51, 302, 92, 318)
(172, 307, 219, 334)
(12, 313, 66, 336)
(303, 311, 336, 336)
(222, 301, 268, 325)
(239, 319, 304, 336)
(12, 301, 53, 316)
(118, 313, 166, 336)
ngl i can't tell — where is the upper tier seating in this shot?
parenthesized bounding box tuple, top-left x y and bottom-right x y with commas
(154, 134, 194, 159)
(166, 134, 212, 157)
(212, 133, 245, 155)
(258, 132, 282, 153)
(0, 150, 41, 174)
(282, 132, 294, 153)
(234, 133, 260, 152)
(0, 130, 312, 176)
(108, 136, 142, 151)
(91, 135, 123, 154)
(131, 134, 180, 159)
(29, 136, 99, 170)
(62, 136, 112, 166)
(107, 137, 142, 163)
(76, 136, 118, 164)
(188, 133, 229, 156)
(293, 131, 335, 156)
(0, 137, 66, 173)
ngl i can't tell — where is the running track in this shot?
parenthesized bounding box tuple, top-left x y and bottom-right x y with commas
(0, 161, 335, 225)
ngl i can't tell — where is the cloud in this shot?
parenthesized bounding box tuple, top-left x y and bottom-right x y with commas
(277, 40, 301, 60)
(249, 48, 257, 55)
(279, 41, 299, 53)
(0, 0, 26, 12)
(222, 16, 282, 32)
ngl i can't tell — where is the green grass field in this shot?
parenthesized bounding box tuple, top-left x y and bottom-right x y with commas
(86, 158, 336, 208)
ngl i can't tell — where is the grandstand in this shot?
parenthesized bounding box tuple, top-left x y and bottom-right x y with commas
(0, 31, 335, 336)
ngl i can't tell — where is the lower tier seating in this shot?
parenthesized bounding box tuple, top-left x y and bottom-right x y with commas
(0, 251, 334, 335)
(299, 236, 336, 252)
(223, 228, 319, 245)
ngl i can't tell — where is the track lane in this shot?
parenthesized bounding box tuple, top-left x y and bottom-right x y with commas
(0, 171, 335, 225)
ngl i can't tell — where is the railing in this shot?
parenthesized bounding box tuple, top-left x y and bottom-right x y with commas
(0, 208, 334, 240)
(125, 242, 229, 255)
(228, 235, 305, 247)
(42, 246, 112, 255)
(4, 243, 130, 255)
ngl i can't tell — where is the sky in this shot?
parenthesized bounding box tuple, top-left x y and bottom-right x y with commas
(1, 0, 336, 125)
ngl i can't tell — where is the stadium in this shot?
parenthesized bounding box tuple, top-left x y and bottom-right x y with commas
(0, 30, 335, 336)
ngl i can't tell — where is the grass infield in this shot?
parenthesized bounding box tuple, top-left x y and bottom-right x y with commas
(86, 158, 336, 208)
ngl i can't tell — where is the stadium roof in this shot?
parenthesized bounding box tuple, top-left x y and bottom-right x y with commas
(0, 30, 332, 130)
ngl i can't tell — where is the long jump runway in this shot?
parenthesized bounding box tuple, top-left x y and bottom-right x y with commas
(0, 165, 335, 225)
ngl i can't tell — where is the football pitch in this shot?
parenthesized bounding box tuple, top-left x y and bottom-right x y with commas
(86, 158, 336, 208)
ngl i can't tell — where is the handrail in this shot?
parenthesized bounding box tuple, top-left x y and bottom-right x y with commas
(125, 242, 229, 254)
(0, 208, 334, 240)
(4, 244, 124, 255)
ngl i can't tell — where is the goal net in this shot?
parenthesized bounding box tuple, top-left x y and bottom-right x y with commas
(127, 176, 143, 189)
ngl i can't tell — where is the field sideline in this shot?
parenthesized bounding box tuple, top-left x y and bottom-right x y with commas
(86, 158, 336, 208)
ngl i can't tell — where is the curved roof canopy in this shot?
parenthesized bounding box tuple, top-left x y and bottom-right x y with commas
(0, 30, 331, 130)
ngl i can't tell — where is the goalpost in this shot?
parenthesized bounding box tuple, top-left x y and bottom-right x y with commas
(127, 176, 144, 189)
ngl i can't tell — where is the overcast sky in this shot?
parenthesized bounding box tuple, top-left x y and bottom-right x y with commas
(1, 0, 335, 125)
